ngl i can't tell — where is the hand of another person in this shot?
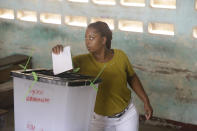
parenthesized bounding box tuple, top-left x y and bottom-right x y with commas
(144, 102, 153, 120)
(52, 45, 64, 54)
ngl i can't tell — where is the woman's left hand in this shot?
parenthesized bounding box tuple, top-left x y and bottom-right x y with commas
(144, 102, 153, 120)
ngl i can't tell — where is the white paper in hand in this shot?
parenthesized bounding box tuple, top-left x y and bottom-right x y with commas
(52, 46, 73, 75)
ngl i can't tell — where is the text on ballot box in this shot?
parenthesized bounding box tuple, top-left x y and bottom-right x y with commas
(11, 69, 101, 131)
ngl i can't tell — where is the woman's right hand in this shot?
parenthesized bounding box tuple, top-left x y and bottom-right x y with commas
(52, 45, 64, 54)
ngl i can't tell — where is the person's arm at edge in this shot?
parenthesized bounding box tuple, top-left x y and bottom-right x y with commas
(127, 73, 153, 120)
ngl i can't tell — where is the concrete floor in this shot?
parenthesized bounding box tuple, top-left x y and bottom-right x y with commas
(0, 108, 180, 131)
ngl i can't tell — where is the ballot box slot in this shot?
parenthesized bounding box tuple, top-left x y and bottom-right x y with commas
(11, 69, 101, 86)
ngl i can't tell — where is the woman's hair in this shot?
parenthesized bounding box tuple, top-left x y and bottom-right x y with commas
(87, 21, 112, 49)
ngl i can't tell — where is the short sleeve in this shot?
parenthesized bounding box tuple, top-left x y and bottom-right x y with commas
(121, 50, 135, 77)
(126, 57, 135, 77)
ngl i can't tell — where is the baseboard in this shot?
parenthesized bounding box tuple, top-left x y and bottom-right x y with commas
(139, 115, 197, 131)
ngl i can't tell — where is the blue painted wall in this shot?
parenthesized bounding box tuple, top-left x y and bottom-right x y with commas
(0, 0, 197, 124)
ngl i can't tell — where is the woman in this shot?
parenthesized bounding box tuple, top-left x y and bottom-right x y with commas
(52, 21, 153, 131)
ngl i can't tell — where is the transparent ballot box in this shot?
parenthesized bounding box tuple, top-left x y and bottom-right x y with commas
(11, 69, 100, 131)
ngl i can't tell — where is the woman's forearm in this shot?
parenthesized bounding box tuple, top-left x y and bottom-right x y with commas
(128, 74, 150, 104)
(128, 73, 153, 120)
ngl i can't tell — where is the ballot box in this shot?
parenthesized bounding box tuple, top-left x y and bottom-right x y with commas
(11, 69, 100, 131)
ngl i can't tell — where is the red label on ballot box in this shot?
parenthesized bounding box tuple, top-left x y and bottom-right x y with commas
(26, 89, 50, 103)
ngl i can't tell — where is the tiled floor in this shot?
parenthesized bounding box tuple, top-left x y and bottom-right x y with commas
(1, 108, 180, 131)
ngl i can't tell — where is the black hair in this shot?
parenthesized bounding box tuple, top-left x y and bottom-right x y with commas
(87, 21, 112, 49)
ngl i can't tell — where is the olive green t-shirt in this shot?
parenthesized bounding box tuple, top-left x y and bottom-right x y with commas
(73, 49, 135, 116)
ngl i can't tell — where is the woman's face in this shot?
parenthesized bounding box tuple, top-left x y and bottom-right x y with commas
(85, 27, 106, 53)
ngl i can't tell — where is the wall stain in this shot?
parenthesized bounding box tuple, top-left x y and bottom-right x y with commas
(148, 58, 169, 64)
(186, 74, 197, 81)
(157, 66, 191, 74)
(133, 64, 197, 80)
(154, 70, 171, 74)
(133, 65, 148, 72)
(176, 97, 197, 104)
(0, 40, 4, 45)
(20, 46, 34, 51)
(175, 86, 195, 103)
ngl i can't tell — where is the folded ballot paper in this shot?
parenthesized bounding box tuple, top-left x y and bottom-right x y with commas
(52, 46, 73, 75)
